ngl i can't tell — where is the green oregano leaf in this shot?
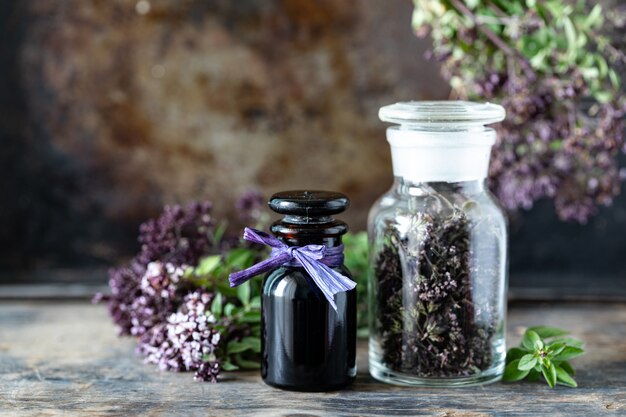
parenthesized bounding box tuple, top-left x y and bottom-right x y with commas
(526, 368, 542, 382)
(227, 248, 255, 270)
(550, 337, 584, 348)
(506, 347, 528, 364)
(241, 336, 261, 353)
(555, 365, 578, 387)
(522, 330, 542, 351)
(195, 255, 221, 277)
(518, 354, 538, 371)
(223, 302, 236, 317)
(559, 360, 575, 376)
(541, 361, 557, 388)
(221, 361, 239, 371)
(547, 342, 567, 357)
(503, 359, 530, 382)
(552, 346, 585, 361)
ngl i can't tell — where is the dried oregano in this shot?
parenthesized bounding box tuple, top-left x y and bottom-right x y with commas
(375, 209, 495, 377)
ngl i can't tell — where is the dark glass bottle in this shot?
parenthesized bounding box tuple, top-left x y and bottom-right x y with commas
(261, 190, 357, 391)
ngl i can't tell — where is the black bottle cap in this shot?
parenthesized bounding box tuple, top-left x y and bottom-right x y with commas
(269, 190, 349, 216)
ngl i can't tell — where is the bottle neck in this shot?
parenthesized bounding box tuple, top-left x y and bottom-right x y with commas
(270, 220, 346, 248)
(394, 177, 486, 196)
(387, 127, 494, 183)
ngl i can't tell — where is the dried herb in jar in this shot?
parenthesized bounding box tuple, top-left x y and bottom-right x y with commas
(375, 209, 495, 377)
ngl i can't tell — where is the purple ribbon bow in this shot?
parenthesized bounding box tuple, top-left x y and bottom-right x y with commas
(228, 228, 356, 311)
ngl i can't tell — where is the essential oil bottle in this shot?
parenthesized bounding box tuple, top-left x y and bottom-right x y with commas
(261, 190, 357, 391)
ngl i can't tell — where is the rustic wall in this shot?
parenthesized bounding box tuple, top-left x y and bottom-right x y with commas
(3, 0, 448, 270)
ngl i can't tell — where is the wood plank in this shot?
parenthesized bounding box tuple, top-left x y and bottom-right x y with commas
(0, 301, 624, 416)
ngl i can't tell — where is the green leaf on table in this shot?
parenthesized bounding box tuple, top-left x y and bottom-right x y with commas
(549, 337, 584, 348)
(541, 361, 557, 388)
(559, 360, 575, 376)
(521, 330, 541, 350)
(518, 354, 538, 371)
(505, 325, 584, 387)
(503, 359, 530, 382)
(547, 342, 567, 357)
(221, 360, 239, 371)
(555, 365, 578, 387)
(526, 368, 542, 382)
(552, 346, 585, 361)
(506, 347, 528, 364)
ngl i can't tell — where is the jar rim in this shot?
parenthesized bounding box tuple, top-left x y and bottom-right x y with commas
(379, 100, 505, 127)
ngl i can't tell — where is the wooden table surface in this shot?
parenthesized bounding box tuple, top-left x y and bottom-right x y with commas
(0, 300, 624, 416)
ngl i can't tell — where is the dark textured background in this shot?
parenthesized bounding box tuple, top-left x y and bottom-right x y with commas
(1, 0, 624, 298)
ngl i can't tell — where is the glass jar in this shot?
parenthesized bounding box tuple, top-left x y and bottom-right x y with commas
(262, 191, 357, 391)
(368, 101, 508, 387)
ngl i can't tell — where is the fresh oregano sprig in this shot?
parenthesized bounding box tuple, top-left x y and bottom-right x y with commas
(187, 246, 265, 372)
(503, 326, 585, 388)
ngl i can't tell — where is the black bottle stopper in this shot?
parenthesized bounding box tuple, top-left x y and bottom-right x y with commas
(268, 190, 350, 245)
(269, 190, 349, 217)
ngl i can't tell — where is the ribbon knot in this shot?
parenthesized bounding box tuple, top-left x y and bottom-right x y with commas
(228, 228, 356, 311)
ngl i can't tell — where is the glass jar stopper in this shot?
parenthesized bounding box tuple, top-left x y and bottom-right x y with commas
(379, 100, 505, 127)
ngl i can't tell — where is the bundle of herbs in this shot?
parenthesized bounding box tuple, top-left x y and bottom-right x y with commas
(412, 0, 626, 223)
(374, 207, 496, 377)
(504, 326, 585, 388)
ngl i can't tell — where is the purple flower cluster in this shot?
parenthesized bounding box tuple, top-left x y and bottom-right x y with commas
(138, 291, 221, 382)
(485, 73, 625, 223)
(138, 201, 215, 265)
(98, 260, 145, 336)
(235, 190, 265, 223)
(130, 262, 186, 337)
(95, 201, 224, 381)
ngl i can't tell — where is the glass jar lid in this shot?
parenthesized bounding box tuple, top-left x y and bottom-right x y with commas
(379, 101, 505, 127)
